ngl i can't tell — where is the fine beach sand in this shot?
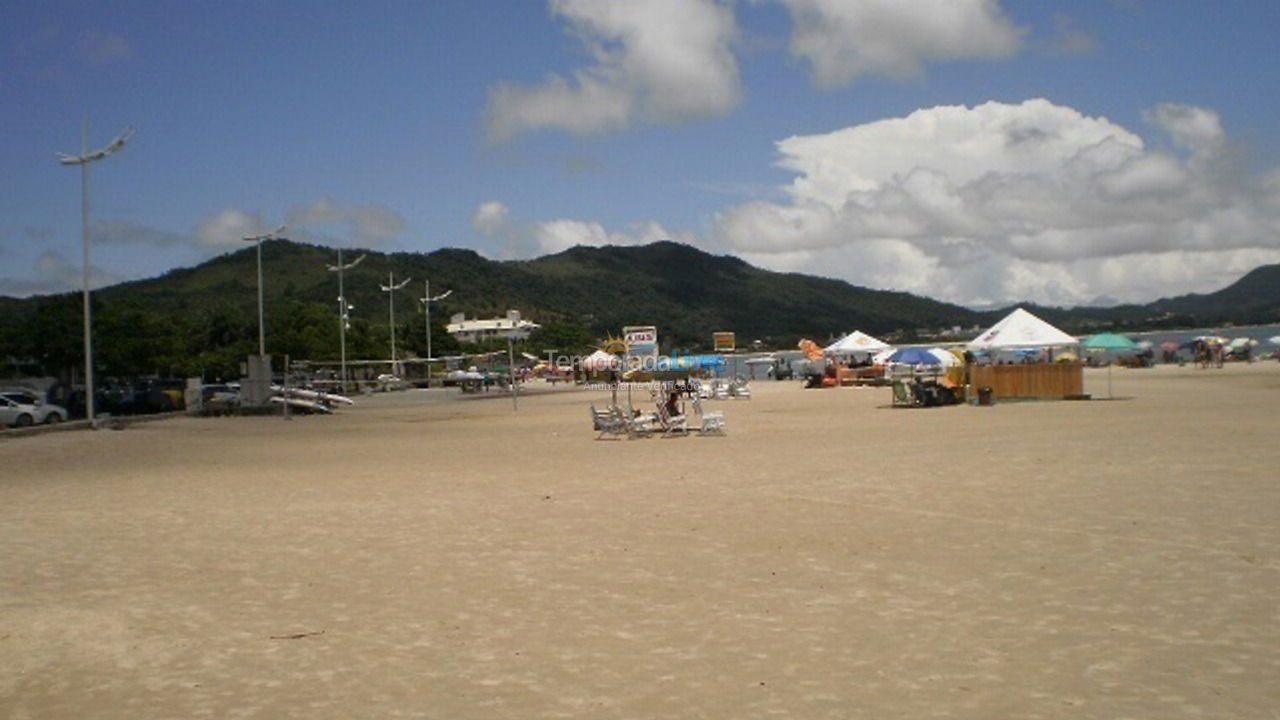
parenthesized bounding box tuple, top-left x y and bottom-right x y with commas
(2, 363, 1278, 718)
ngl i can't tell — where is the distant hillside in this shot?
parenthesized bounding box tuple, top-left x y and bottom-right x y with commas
(519, 242, 978, 342)
(1148, 264, 1280, 324)
(3, 240, 1278, 379)
(1015, 264, 1280, 332)
(23, 239, 983, 345)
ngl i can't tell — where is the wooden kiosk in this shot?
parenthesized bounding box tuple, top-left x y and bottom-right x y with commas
(968, 361, 1083, 400)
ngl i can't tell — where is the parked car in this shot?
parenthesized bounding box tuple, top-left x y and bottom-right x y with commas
(1, 388, 42, 405)
(200, 383, 241, 410)
(0, 392, 68, 427)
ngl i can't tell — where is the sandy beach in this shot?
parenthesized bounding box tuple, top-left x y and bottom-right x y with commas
(2, 363, 1278, 718)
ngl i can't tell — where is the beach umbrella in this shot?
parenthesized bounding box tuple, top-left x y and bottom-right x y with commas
(1270, 335, 1280, 345)
(1081, 332, 1139, 352)
(1227, 338, 1259, 359)
(886, 347, 943, 366)
(927, 348, 962, 367)
(1159, 341, 1180, 351)
(1082, 333, 1138, 399)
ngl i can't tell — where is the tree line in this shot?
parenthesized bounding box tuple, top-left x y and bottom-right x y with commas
(0, 291, 601, 384)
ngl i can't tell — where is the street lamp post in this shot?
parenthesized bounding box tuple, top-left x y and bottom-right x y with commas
(419, 280, 452, 385)
(326, 249, 365, 391)
(57, 118, 135, 427)
(380, 271, 411, 376)
(241, 225, 287, 358)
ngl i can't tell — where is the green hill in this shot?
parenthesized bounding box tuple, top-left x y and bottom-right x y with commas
(1007, 264, 1280, 332)
(1147, 264, 1280, 324)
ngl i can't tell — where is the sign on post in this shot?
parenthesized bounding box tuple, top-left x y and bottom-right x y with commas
(622, 325, 658, 372)
(713, 332, 735, 353)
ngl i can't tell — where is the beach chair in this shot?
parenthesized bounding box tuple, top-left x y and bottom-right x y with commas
(591, 403, 627, 439)
(618, 404, 658, 438)
(690, 395, 726, 435)
(653, 401, 688, 437)
(891, 380, 920, 407)
(729, 376, 751, 399)
(713, 379, 730, 400)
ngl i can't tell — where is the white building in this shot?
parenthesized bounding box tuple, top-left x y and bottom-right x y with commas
(446, 310, 540, 343)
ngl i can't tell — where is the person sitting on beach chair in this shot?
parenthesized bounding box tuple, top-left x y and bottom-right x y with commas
(653, 391, 688, 436)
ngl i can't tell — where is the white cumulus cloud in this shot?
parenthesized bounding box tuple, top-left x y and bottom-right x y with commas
(534, 218, 688, 255)
(472, 201, 512, 237)
(0, 250, 125, 296)
(193, 209, 266, 249)
(287, 197, 406, 246)
(485, 0, 741, 141)
(191, 199, 405, 251)
(704, 99, 1280, 306)
(781, 0, 1025, 87)
(1147, 103, 1226, 162)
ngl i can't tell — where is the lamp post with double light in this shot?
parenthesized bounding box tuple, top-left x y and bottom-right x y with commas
(380, 271, 411, 376)
(419, 280, 451, 385)
(57, 119, 135, 427)
(327, 249, 365, 391)
(241, 225, 287, 358)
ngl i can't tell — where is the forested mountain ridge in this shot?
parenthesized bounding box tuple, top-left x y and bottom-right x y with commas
(2, 239, 1277, 380)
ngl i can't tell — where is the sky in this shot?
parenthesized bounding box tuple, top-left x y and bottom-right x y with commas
(3, 0, 1280, 309)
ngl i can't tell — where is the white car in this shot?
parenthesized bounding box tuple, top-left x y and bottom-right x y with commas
(200, 384, 241, 408)
(0, 392, 68, 427)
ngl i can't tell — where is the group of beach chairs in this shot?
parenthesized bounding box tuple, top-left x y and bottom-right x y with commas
(590, 389, 726, 440)
(697, 376, 752, 400)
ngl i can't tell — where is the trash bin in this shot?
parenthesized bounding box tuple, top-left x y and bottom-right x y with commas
(977, 386, 994, 406)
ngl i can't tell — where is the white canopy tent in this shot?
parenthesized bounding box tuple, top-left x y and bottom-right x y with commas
(968, 308, 1078, 351)
(824, 330, 891, 356)
(581, 349, 619, 371)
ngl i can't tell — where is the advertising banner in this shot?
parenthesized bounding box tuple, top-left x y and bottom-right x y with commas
(713, 332, 736, 353)
(622, 325, 658, 370)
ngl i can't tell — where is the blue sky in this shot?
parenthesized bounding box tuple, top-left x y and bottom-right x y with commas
(4, 0, 1280, 307)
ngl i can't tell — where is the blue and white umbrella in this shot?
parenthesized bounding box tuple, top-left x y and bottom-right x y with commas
(887, 347, 944, 366)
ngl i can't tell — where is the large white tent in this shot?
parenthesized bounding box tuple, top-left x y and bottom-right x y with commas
(968, 308, 1078, 350)
(581, 349, 619, 371)
(824, 330, 891, 356)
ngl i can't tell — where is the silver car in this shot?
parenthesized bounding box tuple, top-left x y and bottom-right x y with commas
(0, 392, 68, 427)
